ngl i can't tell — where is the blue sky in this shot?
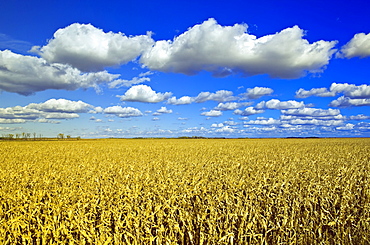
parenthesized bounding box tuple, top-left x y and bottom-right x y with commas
(1, 0, 370, 138)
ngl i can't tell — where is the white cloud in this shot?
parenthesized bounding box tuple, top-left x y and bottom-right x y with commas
(32, 23, 154, 72)
(0, 106, 40, 120)
(0, 50, 118, 95)
(245, 118, 281, 125)
(167, 96, 195, 105)
(280, 114, 345, 121)
(0, 99, 92, 122)
(349, 114, 370, 120)
(37, 118, 60, 124)
(256, 99, 304, 110)
(295, 87, 336, 98)
(156, 106, 173, 114)
(215, 126, 235, 133)
(44, 113, 79, 119)
(289, 118, 343, 126)
(141, 18, 337, 78)
(234, 107, 265, 116)
(329, 96, 370, 107)
(295, 83, 370, 100)
(168, 90, 235, 105)
(103, 105, 143, 118)
(201, 110, 222, 117)
(214, 102, 247, 111)
(336, 123, 355, 130)
(338, 33, 370, 58)
(108, 76, 150, 89)
(330, 83, 370, 99)
(289, 119, 343, 126)
(194, 90, 235, 103)
(281, 108, 341, 117)
(242, 87, 273, 99)
(152, 117, 160, 121)
(0, 118, 27, 124)
(211, 123, 224, 128)
(223, 120, 239, 126)
(117, 85, 172, 103)
(27, 99, 92, 113)
(89, 106, 104, 114)
(177, 117, 188, 120)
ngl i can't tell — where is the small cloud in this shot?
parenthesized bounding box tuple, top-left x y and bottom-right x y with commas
(234, 107, 264, 116)
(117, 85, 172, 103)
(201, 110, 222, 117)
(241, 87, 274, 99)
(337, 32, 370, 59)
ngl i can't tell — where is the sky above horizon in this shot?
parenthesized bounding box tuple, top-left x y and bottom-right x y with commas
(1, 0, 370, 138)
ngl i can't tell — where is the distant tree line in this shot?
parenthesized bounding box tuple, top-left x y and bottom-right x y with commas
(0, 132, 80, 141)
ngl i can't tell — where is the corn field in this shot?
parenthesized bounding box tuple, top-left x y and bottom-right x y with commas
(0, 138, 369, 244)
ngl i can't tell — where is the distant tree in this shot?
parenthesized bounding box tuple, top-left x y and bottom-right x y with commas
(57, 133, 64, 140)
(66, 135, 71, 139)
(33, 132, 37, 140)
(8, 134, 14, 140)
(15, 133, 20, 139)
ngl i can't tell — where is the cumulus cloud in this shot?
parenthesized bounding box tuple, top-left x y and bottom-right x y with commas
(31, 23, 154, 72)
(0, 50, 118, 95)
(338, 33, 370, 58)
(0, 98, 93, 123)
(256, 99, 304, 110)
(194, 90, 235, 103)
(349, 114, 370, 120)
(214, 102, 248, 111)
(167, 96, 194, 105)
(242, 87, 274, 99)
(182, 127, 208, 134)
(281, 108, 340, 117)
(280, 114, 345, 121)
(201, 110, 222, 117)
(330, 83, 370, 99)
(108, 76, 150, 89)
(211, 123, 224, 128)
(0, 118, 27, 124)
(295, 82, 370, 100)
(27, 98, 92, 113)
(167, 90, 235, 105)
(153, 106, 173, 115)
(44, 113, 79, 119)
(336, 123, 355, 130)
(295, 87, 336, 98)
(215, 126, 235, 133)
(141, 18, 337, 78)
(234, 107, 265, 116)
(155, 106, 173, 114)
(117, 85, 172, 103)
(289, 118, 343, 126)
(103, 105, 143, 118)
(245, 118, 281, 125)
(329, 96, 370, 107)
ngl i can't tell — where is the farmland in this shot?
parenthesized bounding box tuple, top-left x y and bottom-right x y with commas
(0, 138, 369, 244)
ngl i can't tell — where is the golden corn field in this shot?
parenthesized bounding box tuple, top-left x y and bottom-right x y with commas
(0, 138, 369, 244)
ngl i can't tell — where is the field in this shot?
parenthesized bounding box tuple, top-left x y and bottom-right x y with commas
(0, 138, 369, 244)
